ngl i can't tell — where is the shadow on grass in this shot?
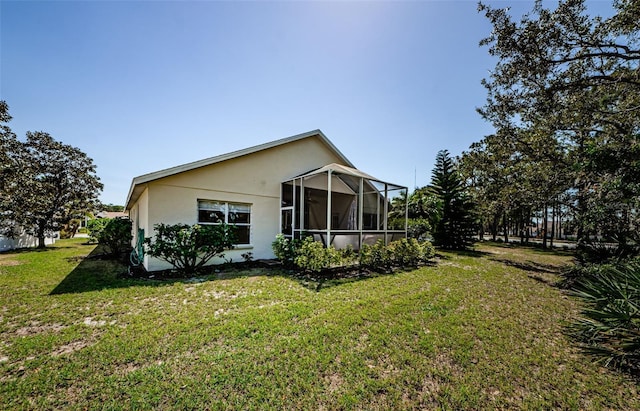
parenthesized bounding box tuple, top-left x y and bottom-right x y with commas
(488, 258, 564, 275)
(437, 249, 491, 259)
(50, 245, 140, 294)
(293, 262, 438, 292)
(480, 241, 575, 257)
(1, 245, 74, 255)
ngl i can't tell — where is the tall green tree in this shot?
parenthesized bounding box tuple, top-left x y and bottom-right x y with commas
(1, 113, 103, 247)
(478, 0, 640, 254)
(429, 150, 476, 249)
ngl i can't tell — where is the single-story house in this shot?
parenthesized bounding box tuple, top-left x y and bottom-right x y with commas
(125, 130, 408, 272)
(95, 211, 129, 219)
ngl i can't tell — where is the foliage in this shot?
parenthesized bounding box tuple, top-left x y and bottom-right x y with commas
(271, 233, 300, 267)
(359, 238, 434, 271)
(59, 219, 81, 239)
(568, 260, 640, 374)
(273, 235, 433, 273)
(388, 188, 440, 240)
(87, 218, 110, 243)
(293, 236, 342, 273)
(99, 203, 125, 212)
(99, 218, 133, 257)
(429, 150, 476, 249)
(388, 238, 435, 267)
(0, 105, 102, 247)
(145, 223, 236, 274)
(359, 240, 394, 271)
(474, 0, 640, 256)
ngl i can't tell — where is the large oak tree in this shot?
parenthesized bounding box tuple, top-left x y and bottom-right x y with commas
(0, 102, 103, 247)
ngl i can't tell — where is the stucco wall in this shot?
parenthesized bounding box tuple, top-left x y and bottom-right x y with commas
(138, 136, 349, 271)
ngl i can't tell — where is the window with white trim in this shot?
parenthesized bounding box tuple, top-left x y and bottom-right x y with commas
(198, 200, 251, 245)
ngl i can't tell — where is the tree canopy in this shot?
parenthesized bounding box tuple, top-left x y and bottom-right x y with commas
(0, 102, 103, 247)
(463, 0, 640, 256)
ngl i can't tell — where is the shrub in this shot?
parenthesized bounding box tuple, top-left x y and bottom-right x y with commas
(87, 218, 110, 243)
(145, 223, 236, 274)
(568, 260, 640, 374)
(99, 218, 133, 256)
(294, 236, 342, 273)
(360, 238, 434, 272)
(391, 238, 435, 267)
(359, 240, 393, 271)
(407, 218, 431, 240)
(272, 233, 298, 267)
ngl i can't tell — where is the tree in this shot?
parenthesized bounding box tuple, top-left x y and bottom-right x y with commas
(100, 203, 125, 212)
(4, 130, 103, 247)
(429, 150, 476, 249)
(478, 0, 640, 255)
(0, 102, 23, 236)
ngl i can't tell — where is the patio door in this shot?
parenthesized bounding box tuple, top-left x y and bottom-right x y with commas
(281, 207, 293, 239)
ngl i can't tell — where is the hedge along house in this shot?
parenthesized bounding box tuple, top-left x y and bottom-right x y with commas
(125, 130, 408, 272)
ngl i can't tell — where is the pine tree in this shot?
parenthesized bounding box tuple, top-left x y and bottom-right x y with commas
(429, 150, 476, 249)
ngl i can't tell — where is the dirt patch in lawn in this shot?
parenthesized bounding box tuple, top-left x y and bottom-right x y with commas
(0, 256, 20, 267)
(15, 322, 67, 336)
(51, 340, 93, 357)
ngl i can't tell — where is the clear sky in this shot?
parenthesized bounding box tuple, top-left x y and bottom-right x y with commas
(1, 0, 615, 206)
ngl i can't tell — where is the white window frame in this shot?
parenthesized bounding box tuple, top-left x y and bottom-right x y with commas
(197, 200, 252, 247)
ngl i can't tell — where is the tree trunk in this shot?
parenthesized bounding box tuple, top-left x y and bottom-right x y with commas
(37, 224, 47, 248)
(550, 203, 555, 249)
(525, 208, 531, 244)
(503, 211, 509, 243)
(542, 205, 548, 249)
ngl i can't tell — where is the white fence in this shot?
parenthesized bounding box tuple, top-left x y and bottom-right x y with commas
(0, 232, 57, 252)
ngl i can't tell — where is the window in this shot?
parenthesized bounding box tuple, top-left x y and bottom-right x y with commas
(198, 200, 251, 245)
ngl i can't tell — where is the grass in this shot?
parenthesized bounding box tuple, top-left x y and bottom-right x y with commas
(1, 238, 638, 409)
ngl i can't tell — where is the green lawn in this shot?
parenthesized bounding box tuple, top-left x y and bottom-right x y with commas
(1, 238, 637, 409)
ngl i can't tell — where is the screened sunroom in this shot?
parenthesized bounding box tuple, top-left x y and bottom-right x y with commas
(280, 163, 408, 250)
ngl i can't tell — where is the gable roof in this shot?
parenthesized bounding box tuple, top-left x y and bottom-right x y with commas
(125, 129, 353, 210)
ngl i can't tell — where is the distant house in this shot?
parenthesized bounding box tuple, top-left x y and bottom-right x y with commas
(125, 130, 407, 272)
(95, 211, 129, 219)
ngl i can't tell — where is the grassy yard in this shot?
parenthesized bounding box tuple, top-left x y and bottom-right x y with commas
(1, 238, 638, 409)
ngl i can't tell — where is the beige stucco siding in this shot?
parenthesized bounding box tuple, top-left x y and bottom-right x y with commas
(138, 136, 349, 271)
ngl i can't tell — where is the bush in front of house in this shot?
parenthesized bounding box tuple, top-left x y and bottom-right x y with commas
(271, 233, 299, 268)
(294, 236, 343, 273)
(145, 223, 236, 275)
(272, 235, 434, 273)
(359, 239, 393, 271)
(100, 218, 133, 257)
(87, 218, 110, 243)
(86, 218, 132, 256)
(388, 238, 435, 268)
(568, 259, 640, 375)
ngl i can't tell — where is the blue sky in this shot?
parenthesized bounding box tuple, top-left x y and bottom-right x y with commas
(1, 0, 615, 206)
